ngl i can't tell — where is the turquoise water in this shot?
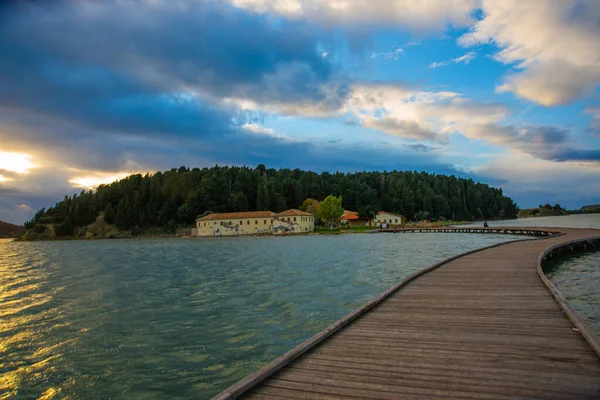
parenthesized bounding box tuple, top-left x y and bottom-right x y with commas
(545, 249, 600, 336)
(0, 233, 524, 399)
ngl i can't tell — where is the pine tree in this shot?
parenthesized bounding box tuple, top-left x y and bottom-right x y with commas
(233, 191, 249, 211)
(104, 203, 115, 224)
(256, 182, 270, 211)
(294, 181, 305, 208)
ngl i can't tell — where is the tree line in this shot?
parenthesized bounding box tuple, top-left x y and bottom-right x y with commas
(24, 164, 519, 235)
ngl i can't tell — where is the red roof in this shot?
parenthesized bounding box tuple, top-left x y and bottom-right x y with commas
(277, 209, 314, 217)
(341, 211, 360, 220)
(196, 211, 277, 221)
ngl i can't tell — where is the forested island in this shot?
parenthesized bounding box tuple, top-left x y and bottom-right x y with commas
(22, 165, 519, 239)
(518, 203, 600, 218)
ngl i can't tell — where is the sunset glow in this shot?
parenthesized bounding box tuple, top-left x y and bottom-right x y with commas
(69, 172, 136, 189)
(0, 152, 36, 174)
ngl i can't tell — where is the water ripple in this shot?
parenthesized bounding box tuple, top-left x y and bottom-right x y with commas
(545, 249, 600, 336)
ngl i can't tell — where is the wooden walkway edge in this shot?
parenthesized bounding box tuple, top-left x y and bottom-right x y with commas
(213, 228, 600, 400)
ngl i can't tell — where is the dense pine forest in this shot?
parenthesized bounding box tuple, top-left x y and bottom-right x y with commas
(24, 165, 519, 235)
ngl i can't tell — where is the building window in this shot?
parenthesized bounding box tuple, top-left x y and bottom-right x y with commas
(264, 220, 267, 224)
(229, 221, 232, 225)
(294, 217, 297, 222)
(255, 220, 258, 225)
(395, 219, 398, 223)
(287, 217, 291, 222)
(220, 222, 223, 226)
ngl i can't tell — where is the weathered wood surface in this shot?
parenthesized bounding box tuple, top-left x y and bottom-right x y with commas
(216, 228, 600, 400)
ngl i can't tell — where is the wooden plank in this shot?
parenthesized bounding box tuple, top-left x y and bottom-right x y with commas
(265, 375, 564, 400)
(329, 334, 597, 356)
(305, 353, 600, 383)
(294, 356, 600, 388)
(316, 342, 600, 363)
(311, 348, 600, 375)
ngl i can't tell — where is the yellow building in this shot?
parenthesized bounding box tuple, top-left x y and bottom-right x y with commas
(195, 209, 315, 237)
(374, 211, 404, 228)
(273, 209, 315, 234)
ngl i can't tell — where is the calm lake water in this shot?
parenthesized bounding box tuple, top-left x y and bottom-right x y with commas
(545, 249, 600, 337)
(1, 214, 598, 399)
(1, 233, 524, 399)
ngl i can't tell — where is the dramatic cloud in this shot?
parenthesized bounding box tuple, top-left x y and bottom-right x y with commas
(229, 0, 478, 32)
(342, 83, 508, 142)
(224, 81, 350, 118)
(460, 0, 600, 106)
(462, 124, 600, 163)
(429, 52, 477, 68)
(0, 0, 333, 128)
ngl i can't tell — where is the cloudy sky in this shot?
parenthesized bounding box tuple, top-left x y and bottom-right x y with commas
(1, 0, 600, 224)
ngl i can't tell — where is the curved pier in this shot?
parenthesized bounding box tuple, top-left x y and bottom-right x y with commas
(215, 228, 600, 400)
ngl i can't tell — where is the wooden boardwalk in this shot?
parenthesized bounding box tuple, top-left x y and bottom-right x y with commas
(215, 228, 600, 400)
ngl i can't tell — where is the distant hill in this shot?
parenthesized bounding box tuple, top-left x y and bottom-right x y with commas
(0, 220, 25, 238)
(518, 204, 567, 218)
(580, 204, 600, 212)
(519, 203, 600, 218)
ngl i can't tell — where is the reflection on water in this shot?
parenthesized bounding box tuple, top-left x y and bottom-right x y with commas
(545, 249, 600, 336)
(0, 240, 68, 399)
(0, 233, 537, 399)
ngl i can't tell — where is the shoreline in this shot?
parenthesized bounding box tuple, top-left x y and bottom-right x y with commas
(14, 221, 481, 242)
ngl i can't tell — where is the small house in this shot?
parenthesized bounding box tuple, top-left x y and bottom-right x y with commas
(374, 211, 404, 228)
(340, 210, 369, 227)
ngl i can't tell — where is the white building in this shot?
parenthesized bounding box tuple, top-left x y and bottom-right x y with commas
(195, 209, 315, 237)
(374, 211, 404, 228)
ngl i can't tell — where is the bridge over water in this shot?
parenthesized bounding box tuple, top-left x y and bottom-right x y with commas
(214, 228, 600, 400)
